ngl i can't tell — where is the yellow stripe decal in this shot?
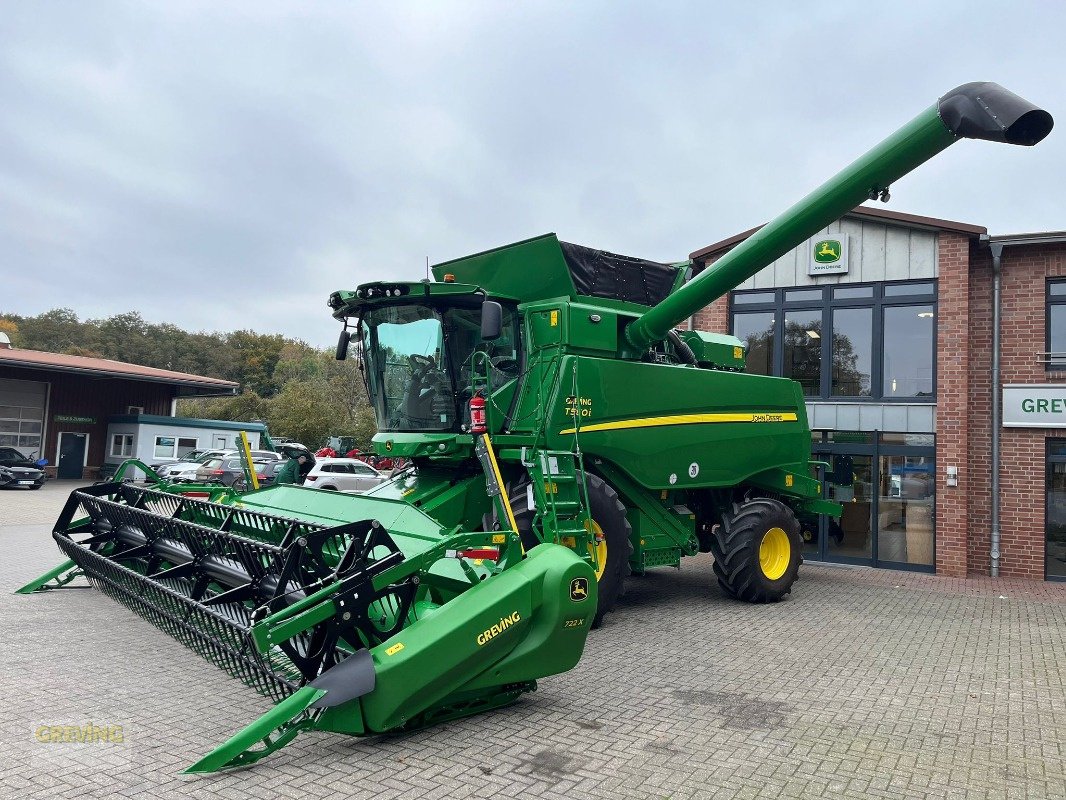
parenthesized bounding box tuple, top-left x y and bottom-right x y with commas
(560, 411, 798, 435)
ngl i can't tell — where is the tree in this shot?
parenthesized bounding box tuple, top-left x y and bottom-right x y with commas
(264, 381, 339, 448)
(0, 318, 20, 345)
(3, 306, 379, 447)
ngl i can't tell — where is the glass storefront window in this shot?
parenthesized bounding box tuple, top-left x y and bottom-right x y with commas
(833, 285, 874, 299)
(877, 455, 935, 566)
(785, 288, 823, 302)
(783, 309, 822, 395)
(882, 305, 935, 397)
(831, 307, 872, 396)
(883, 281, 935, 297)
(733, 291, 775, 305)
(1049, 304, 1066, 368)
(812, 434, 936, 571)
(732, 311, 775, 375)
(880, 432, 935, 447)
(731, 281, 936, 400)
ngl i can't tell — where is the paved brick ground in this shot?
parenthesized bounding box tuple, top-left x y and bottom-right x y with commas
(2, 484, 1065, 799)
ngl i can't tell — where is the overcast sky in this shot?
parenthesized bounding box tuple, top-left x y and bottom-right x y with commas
(2, 1, 1064, 346)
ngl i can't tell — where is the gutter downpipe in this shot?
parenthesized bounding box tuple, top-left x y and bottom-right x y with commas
(983, 235, 1005, 577)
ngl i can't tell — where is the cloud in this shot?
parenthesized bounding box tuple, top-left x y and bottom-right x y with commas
(1, 1, 1064, 345)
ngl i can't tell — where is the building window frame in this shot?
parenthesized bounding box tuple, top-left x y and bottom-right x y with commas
(729, 279, 938, 402)
(809, 430, 936, 572)
(154, 435, 178, 460)
(1045, 279, 1066, 370)
(1046, 439, 1066, 582)
(110, 434, 134, 458)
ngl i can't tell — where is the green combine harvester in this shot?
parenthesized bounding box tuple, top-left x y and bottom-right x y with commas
(19, 82, 1051, 772)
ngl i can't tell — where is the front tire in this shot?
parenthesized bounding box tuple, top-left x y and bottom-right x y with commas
(710, 497, 802, 603)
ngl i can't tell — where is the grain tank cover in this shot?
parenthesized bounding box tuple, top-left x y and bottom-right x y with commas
(432, 233, 680, 305)
(560, 242, 677, 306)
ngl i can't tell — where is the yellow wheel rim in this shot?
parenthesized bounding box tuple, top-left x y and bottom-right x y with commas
(759, 527, 791, 581)
(585, 519, 607, 581)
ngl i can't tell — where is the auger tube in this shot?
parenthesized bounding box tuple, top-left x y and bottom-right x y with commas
(624, 82, 1053, 350)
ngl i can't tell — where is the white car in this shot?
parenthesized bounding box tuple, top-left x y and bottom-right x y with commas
(302, 458, 385, 493)
(159, 449, 280, 482)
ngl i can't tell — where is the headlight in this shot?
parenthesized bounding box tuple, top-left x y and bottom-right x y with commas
(0, 466, 12, 477)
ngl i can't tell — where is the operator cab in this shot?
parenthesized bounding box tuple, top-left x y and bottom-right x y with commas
(356, 297, 520, 433)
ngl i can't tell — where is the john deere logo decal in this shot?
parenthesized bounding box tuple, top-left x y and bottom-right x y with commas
(809, 235, 849, 276)
(570, 577, 589, 602)
(814, 239, 842, 263)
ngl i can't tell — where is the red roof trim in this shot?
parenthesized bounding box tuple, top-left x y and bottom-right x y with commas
(0, 347, 238, 389)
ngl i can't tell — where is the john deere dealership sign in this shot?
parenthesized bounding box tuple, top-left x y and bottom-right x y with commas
(808, 235, 849, 276)
(1003, 385, 1066, 427)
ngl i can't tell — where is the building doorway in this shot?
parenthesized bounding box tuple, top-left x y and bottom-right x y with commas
(56, 432, 88, 479)
(807, 431, 935, 571)
(1045, 441, 1066, 581)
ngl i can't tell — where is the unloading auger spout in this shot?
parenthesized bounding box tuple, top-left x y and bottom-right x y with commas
(624, 82, 1053, 351)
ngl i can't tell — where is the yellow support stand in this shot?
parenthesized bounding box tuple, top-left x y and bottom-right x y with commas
(238, 431, 260, 491)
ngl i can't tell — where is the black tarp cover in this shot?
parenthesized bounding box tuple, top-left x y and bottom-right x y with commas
(560, 241, 676, 306)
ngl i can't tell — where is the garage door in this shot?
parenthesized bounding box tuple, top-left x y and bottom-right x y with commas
(0, 377, 47, 455)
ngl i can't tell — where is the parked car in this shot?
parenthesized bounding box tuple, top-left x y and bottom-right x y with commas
(302, 458, 386, 492)
(195, 457, 278, 488)
(247, 460, 281, 489)
(0, 446, 40, 470)
(164, 449, 281, 483)
(0, 463, 46, 490)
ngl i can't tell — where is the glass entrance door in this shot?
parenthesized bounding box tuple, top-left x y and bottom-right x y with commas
(1047, 455, 1066, 581)
(826, 454, 874, 561)
(810, 433, 936, 571)
(876, 454, 935, 567)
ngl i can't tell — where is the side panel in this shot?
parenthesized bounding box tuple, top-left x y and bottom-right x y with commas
(546, 356, 813, 491)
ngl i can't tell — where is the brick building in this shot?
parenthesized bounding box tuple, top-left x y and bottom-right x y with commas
(690, 205, 1066, 582)
(0, 342, 237, 479)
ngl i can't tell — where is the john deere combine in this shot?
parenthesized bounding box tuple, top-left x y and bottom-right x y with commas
(20, 82, 1051, 771)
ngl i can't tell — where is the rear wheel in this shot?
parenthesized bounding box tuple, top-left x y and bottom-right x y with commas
(497, 473, 632, 627)
(710, 497, 802, 603)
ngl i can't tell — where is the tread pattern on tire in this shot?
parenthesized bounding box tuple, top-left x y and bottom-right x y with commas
(709, 497, 801, 603)
(585, 474, 633, 628)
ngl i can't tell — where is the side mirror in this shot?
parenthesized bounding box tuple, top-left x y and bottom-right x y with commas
(481, 300, 503, 341)
(335, 329, 351, 361)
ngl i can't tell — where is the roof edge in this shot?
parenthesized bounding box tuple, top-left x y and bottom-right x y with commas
(0, 352, 238, 389)
(987, 231, 1066, 247)
(690, 205, 987, 261)
(107, 413, 266, 431)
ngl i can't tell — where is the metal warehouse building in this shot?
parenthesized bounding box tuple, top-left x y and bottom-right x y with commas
(690, 204, 1066, 582)
(0, 340, 237, 479)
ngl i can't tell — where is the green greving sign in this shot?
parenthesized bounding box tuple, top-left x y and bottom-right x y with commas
(54, 415, 95, 424)
(808, 235, 848, 275)
(1002, 385, 1066, 427)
